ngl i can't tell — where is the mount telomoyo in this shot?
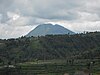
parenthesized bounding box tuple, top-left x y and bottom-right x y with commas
(26, 24, 75, 37)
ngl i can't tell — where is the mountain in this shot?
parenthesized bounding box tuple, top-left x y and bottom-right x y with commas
(26, 24, 75, 37)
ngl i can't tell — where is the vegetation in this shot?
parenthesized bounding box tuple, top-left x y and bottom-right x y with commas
(0, 32, 100, 75)
(0, 32, 100, 63)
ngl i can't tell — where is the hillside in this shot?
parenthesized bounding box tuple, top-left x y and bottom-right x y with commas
(0, 32, 100, 64)
(26, 24, 75, 37)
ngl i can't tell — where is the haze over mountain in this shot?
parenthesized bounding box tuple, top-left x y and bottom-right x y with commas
(26, 24, 75, 37)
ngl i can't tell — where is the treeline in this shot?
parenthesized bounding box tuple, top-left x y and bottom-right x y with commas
(0, 32, 100, 64)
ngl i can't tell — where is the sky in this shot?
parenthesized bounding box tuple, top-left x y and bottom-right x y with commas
(0, 0, 100, 39)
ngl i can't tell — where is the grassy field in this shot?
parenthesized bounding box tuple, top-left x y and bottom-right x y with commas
(0, 59, 100, 75)
(17, 59, 100, 75)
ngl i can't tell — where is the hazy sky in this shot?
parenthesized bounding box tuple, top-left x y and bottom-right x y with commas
(0, 0, 100, 38)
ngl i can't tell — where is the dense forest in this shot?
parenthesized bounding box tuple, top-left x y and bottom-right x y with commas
(0, 32, 100, 64)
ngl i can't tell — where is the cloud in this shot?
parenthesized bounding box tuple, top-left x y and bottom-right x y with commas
(0, 0, 100, 38)
(0, 0, 82, 22)
(77, 12, 100, 22)
(0, 23, 36, 39)
(49, 21, 100, 32)
(1, 0, 100, 22)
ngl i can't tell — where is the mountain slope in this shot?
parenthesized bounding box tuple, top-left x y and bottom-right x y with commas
(0, 32, 100, 63)
(26, 24, 75, 37)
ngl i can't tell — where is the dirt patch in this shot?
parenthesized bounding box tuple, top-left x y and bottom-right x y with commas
(64, 73, 69, 75)
(74, 71, 89, 75)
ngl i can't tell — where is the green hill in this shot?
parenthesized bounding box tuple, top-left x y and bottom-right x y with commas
(0, 32, 100, 64)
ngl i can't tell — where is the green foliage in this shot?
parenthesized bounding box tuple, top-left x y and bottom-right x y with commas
(0, 32, 100, 64)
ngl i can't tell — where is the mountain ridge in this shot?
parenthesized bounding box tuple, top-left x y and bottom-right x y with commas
(26, 23, 75, 37)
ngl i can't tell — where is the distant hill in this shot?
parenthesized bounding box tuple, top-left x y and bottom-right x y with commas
(26, 24, 75, 37)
